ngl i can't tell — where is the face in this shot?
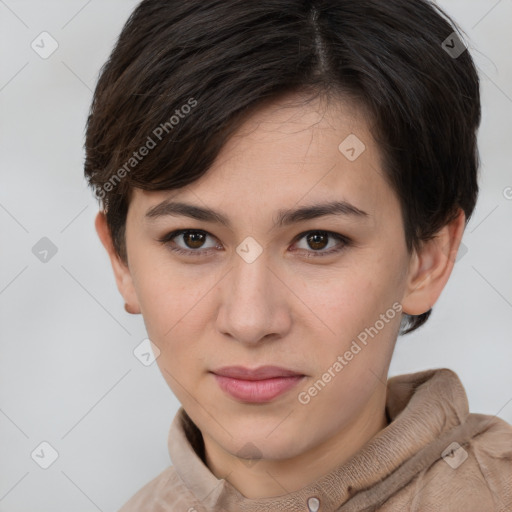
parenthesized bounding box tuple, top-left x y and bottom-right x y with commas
(118, 93, 416, 463)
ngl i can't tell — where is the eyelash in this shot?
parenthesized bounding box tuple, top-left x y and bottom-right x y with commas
(157, 229, 351, 258)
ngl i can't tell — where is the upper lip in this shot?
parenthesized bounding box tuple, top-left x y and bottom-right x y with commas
(211, 365, 304, 380)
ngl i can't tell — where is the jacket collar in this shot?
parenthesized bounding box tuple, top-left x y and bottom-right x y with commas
(167, 368, 480, 511)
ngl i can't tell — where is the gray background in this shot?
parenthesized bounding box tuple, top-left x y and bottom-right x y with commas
(1, 0, 511, 510)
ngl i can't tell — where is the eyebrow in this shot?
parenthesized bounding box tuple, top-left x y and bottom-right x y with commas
(145, 199, 369, 229)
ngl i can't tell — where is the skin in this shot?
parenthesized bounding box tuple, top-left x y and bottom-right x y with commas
(96, 92, 465, 499)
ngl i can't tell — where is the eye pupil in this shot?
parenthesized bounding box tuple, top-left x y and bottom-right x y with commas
(307, 232, 328, 250)
(184, 231, 205, 249)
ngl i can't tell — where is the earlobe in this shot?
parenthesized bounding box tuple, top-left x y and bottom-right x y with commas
(94, 212, 141, 314)
(401, 209, 466, 316)
(124, 303, 140, 314)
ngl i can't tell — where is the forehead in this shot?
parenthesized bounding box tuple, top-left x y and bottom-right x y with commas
(130, 93, 399, 227)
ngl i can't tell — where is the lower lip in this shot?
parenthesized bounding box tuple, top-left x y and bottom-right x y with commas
(212, 374, 304, 403)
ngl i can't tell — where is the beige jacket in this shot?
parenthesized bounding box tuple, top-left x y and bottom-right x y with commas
(118, 369, 512, 511)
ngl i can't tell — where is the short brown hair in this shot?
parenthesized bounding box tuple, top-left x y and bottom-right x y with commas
(84, 0, 481, 334)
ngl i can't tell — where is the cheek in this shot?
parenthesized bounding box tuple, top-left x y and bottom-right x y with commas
(299, 270, 401, 416)
(311, 265, 401, 337)
(131, 261, 222, 394)
(129, 246, 210, 333)
(132, 263, 212, 398)
(297, 260, 405, 388)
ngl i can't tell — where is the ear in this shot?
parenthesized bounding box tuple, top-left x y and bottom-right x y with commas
(401, 209, 466, 315)
(95, 211, 141, 314)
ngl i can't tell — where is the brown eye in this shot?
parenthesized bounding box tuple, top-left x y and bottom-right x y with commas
(182, 230, 207, 249)
(306, 232, 329, 251)
(158, 229, 219, 256)
(292, 230, 351, 258)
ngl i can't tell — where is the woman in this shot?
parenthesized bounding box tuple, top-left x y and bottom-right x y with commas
(84, 0, 512, 510)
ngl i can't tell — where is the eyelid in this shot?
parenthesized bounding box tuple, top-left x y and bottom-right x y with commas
(157, 229, 220, 254)
(290, 230, 351, 257)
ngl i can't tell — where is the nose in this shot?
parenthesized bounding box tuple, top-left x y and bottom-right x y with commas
(215, 248, 292, 346)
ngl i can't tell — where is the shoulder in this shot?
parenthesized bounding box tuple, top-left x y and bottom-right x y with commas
(466, 414, 512, 496)
(415, 414, 512, 511)
(117, 465, 197, 512)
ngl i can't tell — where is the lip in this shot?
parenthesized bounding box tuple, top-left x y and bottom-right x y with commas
(211, 366, 305, 403)
(211, 365, 303, 380)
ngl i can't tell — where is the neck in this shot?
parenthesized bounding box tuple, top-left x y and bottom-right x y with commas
(202, 395, 389, 499)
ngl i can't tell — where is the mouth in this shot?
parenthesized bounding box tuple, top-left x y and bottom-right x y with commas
(210, 365, 305, 403)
